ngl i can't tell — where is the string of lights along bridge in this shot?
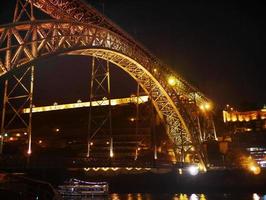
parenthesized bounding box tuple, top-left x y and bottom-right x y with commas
(0, 0, 217, 171)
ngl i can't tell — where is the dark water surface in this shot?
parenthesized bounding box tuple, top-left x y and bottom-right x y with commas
(61, 193, 266, 200)
(2, 169, 266, 199)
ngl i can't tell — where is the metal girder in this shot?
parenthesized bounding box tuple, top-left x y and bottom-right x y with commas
(87, 57, 113, 158)
(0, 19, 212, 166)
(0, 65, 35, 155)
(31, 0, 209, 104)
(0, 20, 207, 104)
(70, 49, 202, 164)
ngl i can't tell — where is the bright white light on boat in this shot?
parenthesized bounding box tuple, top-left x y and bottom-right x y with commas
(188, 165, 199, 176)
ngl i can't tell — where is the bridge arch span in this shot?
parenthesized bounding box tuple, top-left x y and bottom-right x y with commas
(0, 20, 206, 166)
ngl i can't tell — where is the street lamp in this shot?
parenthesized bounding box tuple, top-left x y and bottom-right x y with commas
(199, 101, 218, 141)
(200, 102, 212, 111)
(27, 149, 32, 155)
(188, 165, 199, 176)
(167, 76, 177, 86)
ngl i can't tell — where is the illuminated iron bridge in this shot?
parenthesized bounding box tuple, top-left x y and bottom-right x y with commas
(0, 0, 217, 170)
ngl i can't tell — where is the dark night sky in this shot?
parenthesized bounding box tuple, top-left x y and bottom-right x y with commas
(88, 1, 266, 110)
(0, 1, 266, 110)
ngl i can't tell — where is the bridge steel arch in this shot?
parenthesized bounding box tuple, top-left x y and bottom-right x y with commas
(0, 0, 219, 169)
(0, 20, 208, 168)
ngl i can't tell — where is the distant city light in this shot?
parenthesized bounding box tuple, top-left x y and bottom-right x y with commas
(16, 133, 21, 137)
(24, 132, 27, 135)
(55, 128, 60, 132)
(38, 140, 43, 144)
(27, 149, 32, 155)
(4, 133, 8, 137)
(249, 165, 261, 175)
(129, 117, 135, 122)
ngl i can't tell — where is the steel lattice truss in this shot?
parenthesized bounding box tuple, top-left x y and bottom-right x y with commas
(0, 0, 217, 167)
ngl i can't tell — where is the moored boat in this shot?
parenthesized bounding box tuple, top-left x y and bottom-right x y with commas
(58, 178, 108, 197)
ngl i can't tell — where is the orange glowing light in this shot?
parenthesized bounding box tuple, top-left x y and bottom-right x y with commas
(167, 76, 177, 86)
(129, 117, 135, 122)
(249, 165, 261, 175)
(110, 150, 114, 158)
(200, 102, 212, 111)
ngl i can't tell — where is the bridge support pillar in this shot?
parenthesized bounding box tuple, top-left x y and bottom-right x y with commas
(87, 57, 113, 159)
(0, 65, 35, 155)
(0, 80, 8, 154)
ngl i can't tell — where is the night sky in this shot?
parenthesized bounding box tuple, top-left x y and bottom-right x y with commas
(0, 1, 266, 110)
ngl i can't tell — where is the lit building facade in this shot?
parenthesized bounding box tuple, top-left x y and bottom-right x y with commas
(223, 107, 266, 168)
(223, 107, 266, 133)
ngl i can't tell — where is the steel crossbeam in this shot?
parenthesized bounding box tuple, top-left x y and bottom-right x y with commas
(0, 0, 219, 168)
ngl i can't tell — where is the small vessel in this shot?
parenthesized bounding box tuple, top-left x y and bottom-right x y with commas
(57, 178, 108, 197)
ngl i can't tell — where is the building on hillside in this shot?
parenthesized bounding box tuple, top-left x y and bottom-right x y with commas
(223, 106, 266, 168)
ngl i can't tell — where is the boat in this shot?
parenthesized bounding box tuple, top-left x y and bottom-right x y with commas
(57, 178, 108, 197)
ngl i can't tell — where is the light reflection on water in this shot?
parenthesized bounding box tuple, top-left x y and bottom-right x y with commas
(62, 193, 266, 200)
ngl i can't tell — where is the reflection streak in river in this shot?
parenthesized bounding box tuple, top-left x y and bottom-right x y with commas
(62, 193, 266, 200)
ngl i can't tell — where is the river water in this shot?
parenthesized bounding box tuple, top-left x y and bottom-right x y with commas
(62, 193, 266, 200)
